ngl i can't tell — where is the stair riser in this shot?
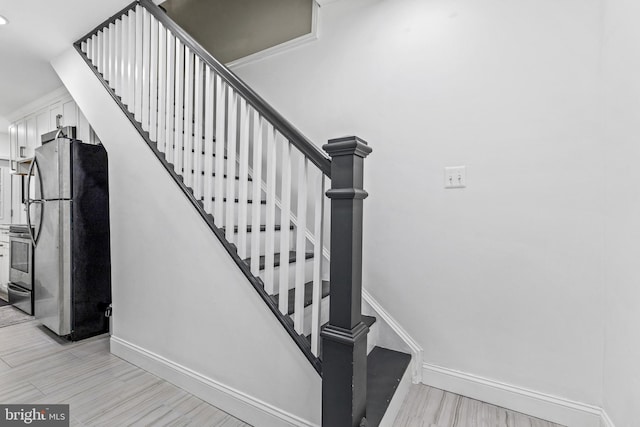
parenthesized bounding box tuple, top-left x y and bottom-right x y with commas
(205, 202, 281, 227)
(232, 229, 295, 259)
(300, 295, 330, 337)
(366, 320, 378, 356)
(259, 256, 315, 292)
(184, 175, 260, 197)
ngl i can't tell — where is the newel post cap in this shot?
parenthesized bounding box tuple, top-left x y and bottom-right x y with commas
(323, 136, 372, 159)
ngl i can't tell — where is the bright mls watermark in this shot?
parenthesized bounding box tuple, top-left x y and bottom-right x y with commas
(0, 405, 69, 426)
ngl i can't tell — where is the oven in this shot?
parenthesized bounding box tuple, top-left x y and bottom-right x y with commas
(8, 225, 33, 315)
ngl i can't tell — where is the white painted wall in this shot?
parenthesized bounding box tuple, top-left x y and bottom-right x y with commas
(601, 1, 640, 425)
(232, 0, 606, 420)
(52, 49, 321, 427)
(47, 1, 640, 425)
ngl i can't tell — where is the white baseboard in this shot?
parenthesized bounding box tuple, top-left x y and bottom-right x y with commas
(110, 336, 318, 427)
(422, 362, 602, 427)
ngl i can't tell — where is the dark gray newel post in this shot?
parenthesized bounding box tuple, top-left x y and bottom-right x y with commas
(321, 136, 373, 427)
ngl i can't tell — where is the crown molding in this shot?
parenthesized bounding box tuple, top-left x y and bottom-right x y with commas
(7, 86, 71, 124)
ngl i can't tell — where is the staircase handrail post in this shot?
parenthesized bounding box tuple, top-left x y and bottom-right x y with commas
(321, 136, 373, 427)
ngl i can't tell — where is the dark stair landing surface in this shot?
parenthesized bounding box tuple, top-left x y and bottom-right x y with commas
(366, 347, 412, 427)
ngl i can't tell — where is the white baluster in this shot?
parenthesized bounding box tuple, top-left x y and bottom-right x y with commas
(183, 47, 194, 187)
(103, 26, 110, 83)
(120, 14, 128, 106)
(104, 29, 110, 77)
(157, 23, 167, 153)
(141, 9, 151, 131)
(263, 125, 277, 295)
(224, 90, 238, 242)
(193, 57, 204, 200)
(237, 99, 250, 259)
(310, 173, 326, 356)
(112, 21, 120, 95)
(90, 35, 96, 65)
(81, 41, 87, 54)
(165, 32, 175, 163)
(278, 139, 292, 315)
(96, 31, 103, 75)
(149, 16, 158, 142)
(294, 155, 309, 333)
(109, 23, 116, 87)
(174, 39, 184, 175)
(128, 9, 136, 109)
(214, 76, 226, 227)
(250, 111, 263, 275)
(134, 6, 143, 121)
(203, 67, 215, 214)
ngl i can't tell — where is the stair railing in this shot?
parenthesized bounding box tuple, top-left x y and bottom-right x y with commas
(75, 1, 372, 425)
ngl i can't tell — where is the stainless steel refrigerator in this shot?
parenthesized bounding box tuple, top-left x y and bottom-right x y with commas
(27, 126, 111, 340)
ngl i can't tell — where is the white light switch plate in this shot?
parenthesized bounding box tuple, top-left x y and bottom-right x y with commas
(444, 166, 466, 189)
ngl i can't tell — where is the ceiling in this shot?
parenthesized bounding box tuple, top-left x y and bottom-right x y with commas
(0, 0, 134, 132)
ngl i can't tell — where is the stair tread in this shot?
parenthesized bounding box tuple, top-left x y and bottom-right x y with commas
(223, 224, 294, 233)
(366, 347, 412, 427)
(363, 315, 377, 328)
(271, 280, 331, 315)
(244, 251, 314, 270)
(164, 146, 227, 159)
(196, 171, 252, 181)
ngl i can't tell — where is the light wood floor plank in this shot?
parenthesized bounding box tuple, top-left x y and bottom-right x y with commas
(0, 321, 249, 426)
(393, 384, 566, 427)
(1, 312, 569, 427)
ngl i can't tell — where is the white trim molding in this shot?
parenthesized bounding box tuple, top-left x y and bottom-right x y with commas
(7, 86, 70, 123)
(421, 362, 603, 427)
(110, 336, 318, 427)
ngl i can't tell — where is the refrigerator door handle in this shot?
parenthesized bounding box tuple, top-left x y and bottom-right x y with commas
(25, 158, 42, 246)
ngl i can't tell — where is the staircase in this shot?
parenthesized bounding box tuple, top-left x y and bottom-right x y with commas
(70, 1, 411, 425)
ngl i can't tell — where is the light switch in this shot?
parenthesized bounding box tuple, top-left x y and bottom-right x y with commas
(444, 166, 466, 189)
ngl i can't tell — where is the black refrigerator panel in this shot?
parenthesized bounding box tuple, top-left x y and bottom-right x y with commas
(70, 141, 111, 341)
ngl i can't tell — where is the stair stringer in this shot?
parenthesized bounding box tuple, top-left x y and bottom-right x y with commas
(52, 47, 321, 427)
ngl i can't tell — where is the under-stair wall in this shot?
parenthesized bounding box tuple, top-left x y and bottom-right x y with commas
(52, 47, 322, 427)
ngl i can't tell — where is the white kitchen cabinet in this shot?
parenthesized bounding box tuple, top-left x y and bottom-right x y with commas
(36, 110, 50, 146)
(49, 102, 63, 131)
(8, 92, 101, 224)
(25, 116, 37, 160)
(10, 97, 81, 170)
(16, 120, 26, 161)
(8, 125, 17, 172)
